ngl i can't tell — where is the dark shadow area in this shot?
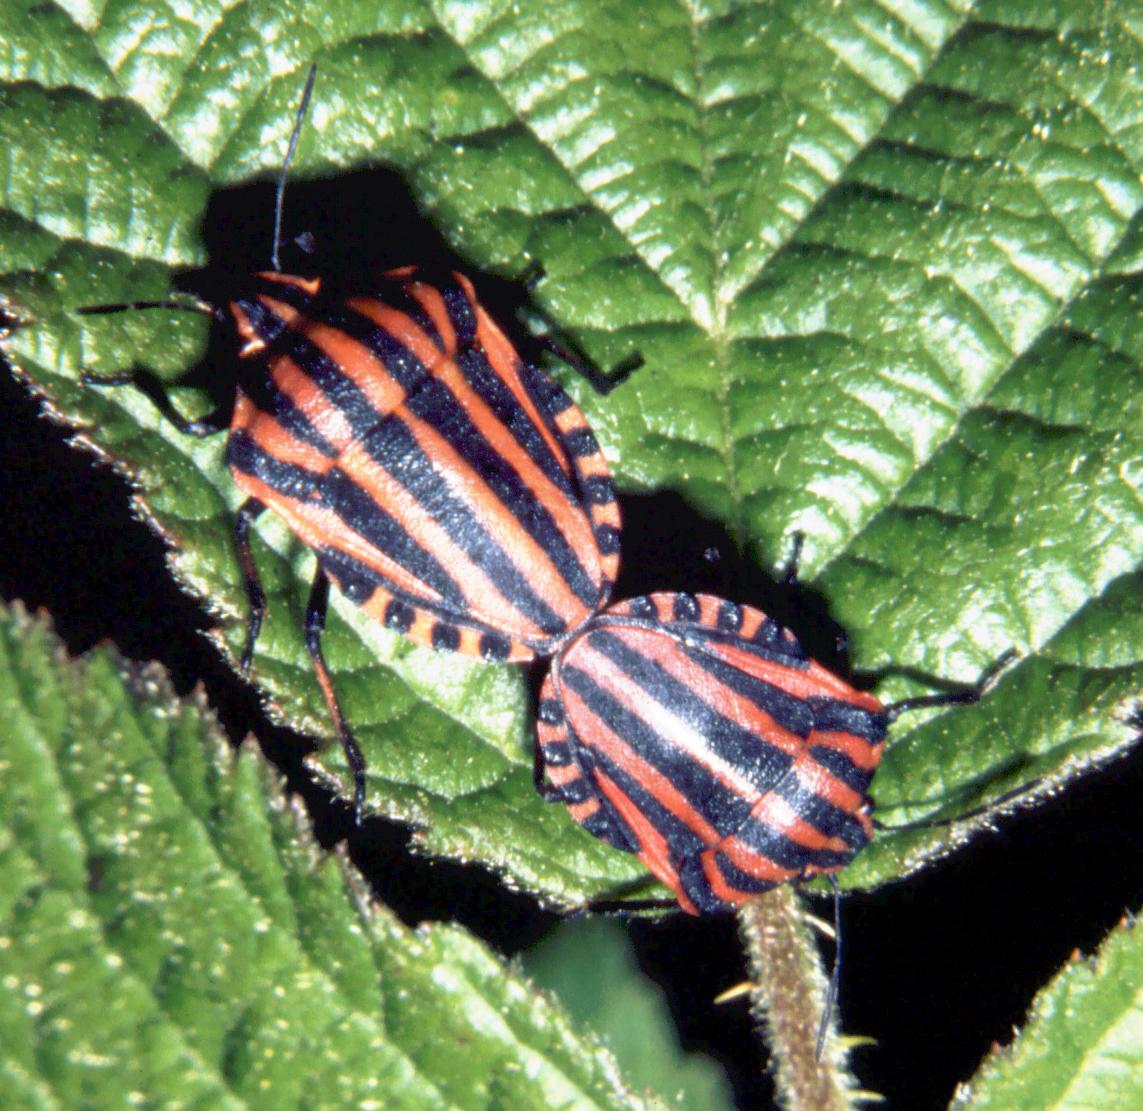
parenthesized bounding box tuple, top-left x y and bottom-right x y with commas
(121, 165, 470, 427)
(843, 752, 1143, 1110)
(3, 156, 1141, 1111)
(611, 491, 852, 674)
(191, 164, 464, 289)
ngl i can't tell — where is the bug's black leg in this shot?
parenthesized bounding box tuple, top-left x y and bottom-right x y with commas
(871, 776, 1048, 833)
(234, 499, 268, 673)
(303, 567, 367, 824)
(520, 261, 546, 292)
(81, 365, 228, 438)
(536, 331, 644, 396)
(584, 895, 680, 915)
(884, 648, 1018, 722)
(875, 651, 1032, 833)
(521, 266, 643, 395)
(532, 730, 553, 799)
(781, 530, 805, 588)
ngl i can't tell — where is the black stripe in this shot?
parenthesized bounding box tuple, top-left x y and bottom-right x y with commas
(542, 728, 640, 852)
(438, 273, 477, 348)
(681, 616, 808, 670)
(404, 354, 600, 610)
(332, 302, 432, 395)
(677, 853, 774, 911)
(673, 593, 700, 622)
(807, 744, 877, 796)
(680, 638, 817, 737)
(769, 770, 871, 849)
(465, 354, 578, 495)
(234, 381, 339, 458)
(384, 599, 415, 633)
(479, 633, 512, 661)
(587, 629, 808, 788)
(562, 655, 783, 837)
(627, 597, 659, 620)
(538, 698, 565, 727)
(564, 427, 600, 457)
(706, 841, 849, 900)
(318, 469, 467, 610)
(243, 275, 316, 315)
(372, 278, 445, 351)
(733, 804, 865, 867)
(319, 545, 542, 656)
(352, 418, 570, 637)
(583, 475, 616, 505)
(574, 729, 711, 861)
(717, 599, 743, 633)
(750, 617, 806, 661)
(596, 525, 621, 557)
(731, 811, 864, 870)
(538, 738, 574, 766)
(688, 631, 884, 749)
(543, 770, 594, 805)
(526, 368, 574, 415)
(226, 431, 322, 502)
(318, 545, 455, 615)
(580, 801, 640, 853)
(431, 623, 461, 652)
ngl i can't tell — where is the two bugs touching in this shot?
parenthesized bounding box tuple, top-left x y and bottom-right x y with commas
(77, 63, 1033, 1058)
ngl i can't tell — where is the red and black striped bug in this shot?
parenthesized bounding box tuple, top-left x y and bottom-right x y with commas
(79, 66, 633, 820)
(535, 590, 1013, 915)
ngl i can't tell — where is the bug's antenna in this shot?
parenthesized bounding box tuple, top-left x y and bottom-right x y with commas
(271, 63, 317, 271)
(815, 876, 843, 1059)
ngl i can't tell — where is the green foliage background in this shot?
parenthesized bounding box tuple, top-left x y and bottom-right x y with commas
(0, 603, 678, 1110)
(1, 1, 1141, 1107)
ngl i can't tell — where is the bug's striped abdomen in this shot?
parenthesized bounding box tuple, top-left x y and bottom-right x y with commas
(537, 592, 888, 914)
(226, 269, 620, 661)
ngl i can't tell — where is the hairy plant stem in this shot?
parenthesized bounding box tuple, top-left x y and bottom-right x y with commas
(738, 887, 861, 1110)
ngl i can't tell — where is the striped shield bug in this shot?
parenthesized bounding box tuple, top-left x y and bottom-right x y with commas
(535, 590, 1014, 915)
(79, 66, 634, 820)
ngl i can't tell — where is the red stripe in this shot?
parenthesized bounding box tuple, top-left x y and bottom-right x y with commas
(592, 767, 697, 915)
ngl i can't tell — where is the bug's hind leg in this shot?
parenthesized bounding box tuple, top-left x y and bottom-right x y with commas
(303, 566, 367, 824)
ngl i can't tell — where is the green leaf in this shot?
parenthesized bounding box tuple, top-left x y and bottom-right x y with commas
(0, 600, 666, 1110)
(524, 920, 735, 1111)
(1, 2, 1141, 904)
(951, 913, 1143, 1110)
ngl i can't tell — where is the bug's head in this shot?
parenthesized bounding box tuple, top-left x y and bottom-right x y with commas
(228, 271, 323, 359)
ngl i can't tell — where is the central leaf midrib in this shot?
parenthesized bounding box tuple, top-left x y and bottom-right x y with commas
(687, 5, 744, 543)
